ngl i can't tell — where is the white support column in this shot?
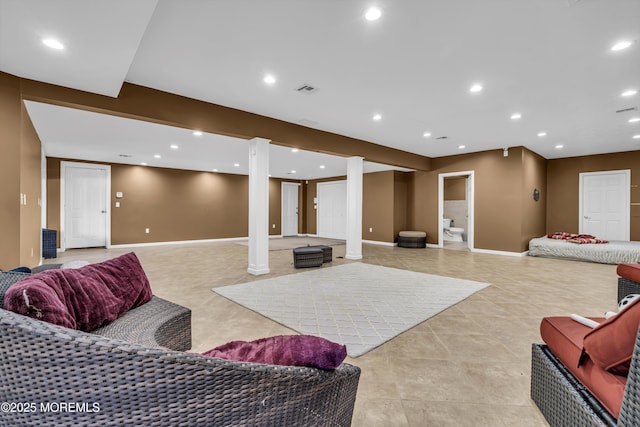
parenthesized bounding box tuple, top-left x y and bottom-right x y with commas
(345, 156, 363, 260)
(247, 138, 270, 275)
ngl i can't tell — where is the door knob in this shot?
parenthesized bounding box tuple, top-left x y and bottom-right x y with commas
(101, 210, 106, 214)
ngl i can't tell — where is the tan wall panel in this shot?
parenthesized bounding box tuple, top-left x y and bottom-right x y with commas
(521, 149, 547, 247)
(46, 158, 61, 245)
(363, 171, 394, 242)
(110, 165, 248, 244)
(0, 72, 21, 269)
(393, 171, 410, 239)
(411, 148, 532, 252)
(20, 104, 42, 267)
(444, 177, 466, 200)
(547, 151, 640, 240)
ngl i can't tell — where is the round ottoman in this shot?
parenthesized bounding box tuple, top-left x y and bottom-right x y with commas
(397, 231, 426, 248)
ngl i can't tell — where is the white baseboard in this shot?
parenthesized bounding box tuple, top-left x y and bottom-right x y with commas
(109, 236, 248, 249)
(471, 248, 529, 257)
(362, 239, 396, 247)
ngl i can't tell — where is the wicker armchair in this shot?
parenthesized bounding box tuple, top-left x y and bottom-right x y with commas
(0, 308, 361, 426)
(531, 279, 640, 426)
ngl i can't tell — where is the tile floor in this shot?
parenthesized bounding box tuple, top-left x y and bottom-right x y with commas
(52, 240, 618, 426)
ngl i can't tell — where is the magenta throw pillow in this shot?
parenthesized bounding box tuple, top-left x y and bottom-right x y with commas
(3, 252, 152, 331)
(201, 335, 347, 369)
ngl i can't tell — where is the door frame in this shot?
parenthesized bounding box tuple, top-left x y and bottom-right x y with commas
(281, 181, 300, 237)
(438, 171, 475, 250)
(60, 161, 111, 251)
(316, 180, 347, 239)
(579, 169, 630, 240)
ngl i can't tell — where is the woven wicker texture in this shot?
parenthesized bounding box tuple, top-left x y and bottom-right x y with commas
(293, 247, 324, 268)
(618, 324, 640, 426)
(0, 308, 361, 426)
(0, 272, 31, 309)
(307, 245, 333, 263)
(618, 277, 640, 303)
(397, 236, 426, 248)
(531, 344, 615, 426)
(91, 295, 191, 351)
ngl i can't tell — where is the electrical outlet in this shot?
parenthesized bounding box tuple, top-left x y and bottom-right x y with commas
(145, 228, 150, 234)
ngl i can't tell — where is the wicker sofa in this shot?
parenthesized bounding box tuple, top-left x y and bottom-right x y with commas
(531, 274, 640, 426)
(0, 308, 361, 426)
(0, 270, 192, 351)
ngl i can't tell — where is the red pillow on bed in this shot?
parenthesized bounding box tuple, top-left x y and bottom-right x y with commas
(583, 296, 640, 375)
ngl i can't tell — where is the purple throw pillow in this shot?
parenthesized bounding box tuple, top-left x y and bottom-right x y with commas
(4, 252, 152, 331)
(201, 335, 347, 369)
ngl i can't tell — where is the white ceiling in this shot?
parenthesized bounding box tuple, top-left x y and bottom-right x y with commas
(2, 0, 640, 175)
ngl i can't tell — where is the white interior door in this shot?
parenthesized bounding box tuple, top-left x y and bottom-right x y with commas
(62, 162, 110, 249)
(317, 181, 347, 239)
(579, 170, 630, 241)
(281, 182, 299, 236)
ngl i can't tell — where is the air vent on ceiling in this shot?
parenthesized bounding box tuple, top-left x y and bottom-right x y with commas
(435, 136, 448, 140)
(118, 154, 133, 158)
(616, 107, 638, 113)
(296, 84, 318, 94)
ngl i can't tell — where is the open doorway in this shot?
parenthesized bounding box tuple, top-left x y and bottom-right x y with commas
(438, 171, 474, 251)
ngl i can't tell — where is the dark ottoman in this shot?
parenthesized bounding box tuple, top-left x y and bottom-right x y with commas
(293, 246, 324, 268)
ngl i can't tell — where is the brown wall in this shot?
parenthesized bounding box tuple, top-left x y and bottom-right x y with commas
(393, 171, 410, 239)
(20, 103, 43, 266)
(547, 151, 640, 240)
(0, 72, 23, 269)
(444, 177, 466, 200)
(363, 171, 394, 242)
(409, 147, 547, 252)
(521, 149, 547, 246)
(47, 158, 305, 246)
(0, 73, 42, 269)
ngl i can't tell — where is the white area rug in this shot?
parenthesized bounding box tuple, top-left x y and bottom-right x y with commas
(213, 263, 490, 357)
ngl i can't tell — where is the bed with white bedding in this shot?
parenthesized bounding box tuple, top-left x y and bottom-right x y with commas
(528, 236, 640, 264)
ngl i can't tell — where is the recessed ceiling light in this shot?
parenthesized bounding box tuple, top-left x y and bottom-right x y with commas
(458, 145, 465, 149)
(153, 154, 161, 159)
(234, 163, 240, 167)
(365, 7, 382, 21)
(290, 170, 297, 174)
(469, 84, 483, 93)
(42, 38, 64, 50)
(212, 169, 218, 172)
(510, 113, 522, 120)
(140, 162, 147, 166)
(192, 131, 203, 136)
(537, 132, 547, 137)
(621, 89, 637, 97)
(263, 75, 276, 85)
(372, 114, 382, 121)
(611, 41, 632, 51)
(555, 144, 564, 149)
(291, 148, 299, 153)
(423, 132, 431, 138)
(170, 144, 179, 150)
(633, 135, 640, 139)
(629, 118, 640, 123)
(320, 165, 326, 169)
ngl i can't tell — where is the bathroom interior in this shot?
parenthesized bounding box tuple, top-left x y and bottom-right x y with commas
(443, 175, 469, 251)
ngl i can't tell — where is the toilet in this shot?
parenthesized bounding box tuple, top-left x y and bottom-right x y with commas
(443, 218, 464, 242)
